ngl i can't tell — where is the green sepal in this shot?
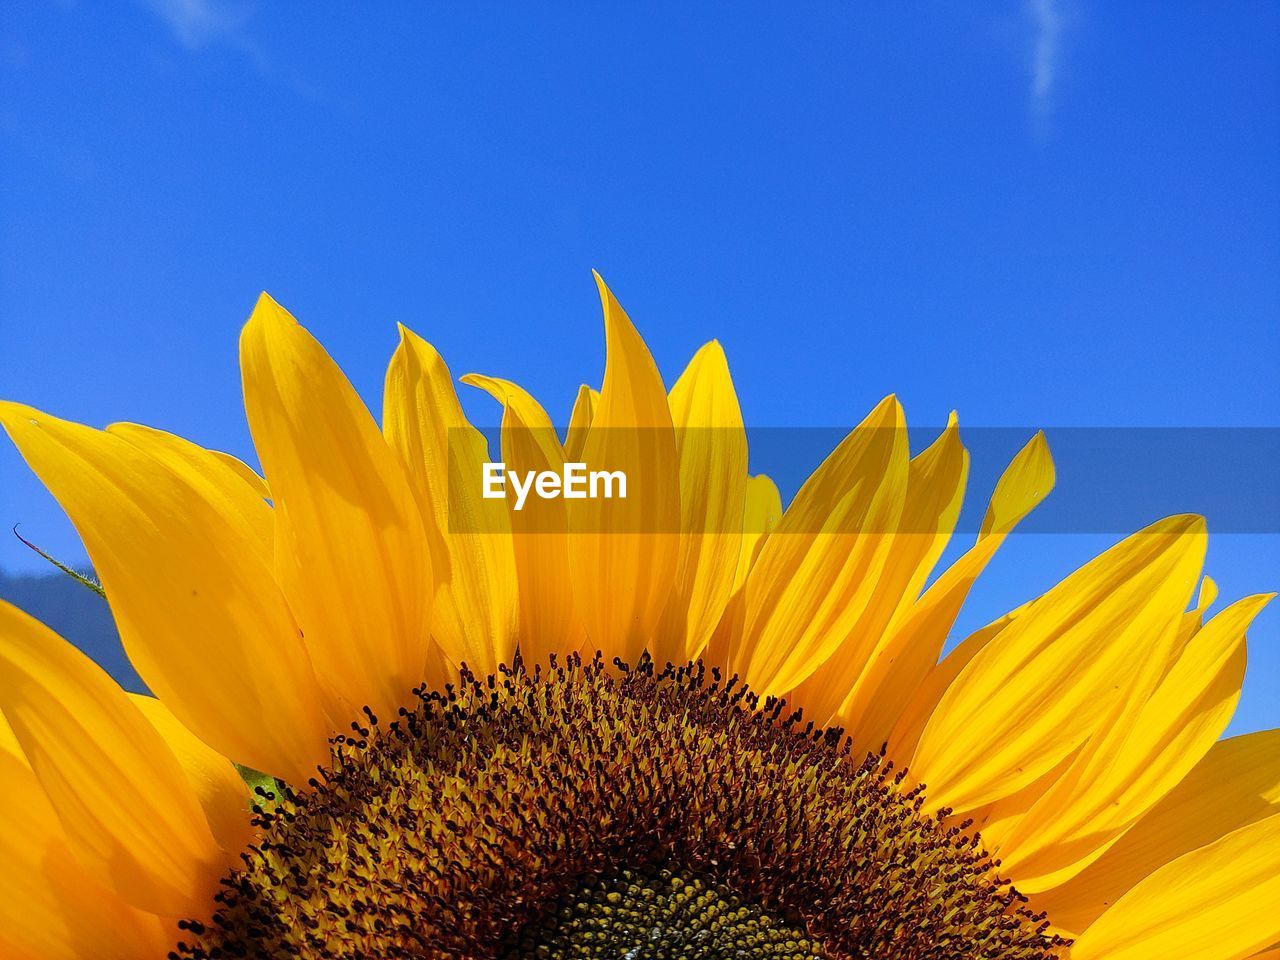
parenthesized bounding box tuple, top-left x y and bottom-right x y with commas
(13, 526, 106, 599)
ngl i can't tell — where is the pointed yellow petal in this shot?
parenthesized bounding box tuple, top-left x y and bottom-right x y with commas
(241, 293, 437, 720)
(704, 473, 782, 671)
(564, 384, 598, 462)
(888, 609, 1024, 761)
(733, 474, 782, 593)
(652, 341, 747, 664)
(0, 404, 330, 782)
(841, 432, 1052, 753)
(911, 515, 1206, 813)
(461, 373, 587, 664)
(1197, 575, 1219, 611)
(1071, 813, 1280, 960)
(886, 412, 970, 615)
(566, 273, 680, 663)
(107, 422, 273, 565)
(209, 449, 270, 499)
(0, 600, 225, 916)
(1034, 728, 1280, 935)
(0, 750, 170, 960)
(963, 747, 1084, 845)
(990, 593, 1269, 891)
(729, 397, 909, 697)
(0, 707, 21, 762)
(385, 325, 519, 675)
(797, 415, 969, 726)
(980, 430, 1056, 537)
(129, 694, 255, 859)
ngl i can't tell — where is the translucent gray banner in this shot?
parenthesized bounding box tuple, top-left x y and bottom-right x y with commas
(448, 427, 1280, 534)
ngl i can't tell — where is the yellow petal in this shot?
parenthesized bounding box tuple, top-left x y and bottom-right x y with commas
(0, 404, 330, 783)
(1035, 728, 1280, 935)
(1197, 575, 1219, 611)
(729, 396, 909, 697)
(107, 422, 273, 567)
(0, 707, 21, 762)
(566, 273, 680, 663)
(461, 373, 587, 664)
(0, 750, 170, 960)
(1070, 813, 1280, 960)
(210, 449, 270, 499)
(797, 414, 968, 726)
(653, 341, 747, 664)
(385, 325, 519, 675)
(0, 600, 225, 916)
(564, 383, 598, 462)
(885, 412, 970, 621)
(842, 432, 1052, 753)
(910, 514, 1206, 813)
(990, 593, 1269, 890)
(705, 473, 782, 671)
(241, 293, 438, 721)
(129, 694, 255, 859)
(887, 608, 1025, 761)
(733, 474, 783, 593)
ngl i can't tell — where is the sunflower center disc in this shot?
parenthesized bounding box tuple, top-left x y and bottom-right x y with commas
(175, 656, 1067, 959)
(503, 864, 826, 960)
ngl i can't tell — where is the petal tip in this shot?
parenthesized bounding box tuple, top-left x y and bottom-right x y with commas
(247, 292, 295, 331)
(1173, 513, 1209, 536)
(0, 400, 39, 429)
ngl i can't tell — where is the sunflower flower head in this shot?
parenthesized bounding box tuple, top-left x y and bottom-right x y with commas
(174, 656, 1064, 959)
(0, 277, 1277, 960)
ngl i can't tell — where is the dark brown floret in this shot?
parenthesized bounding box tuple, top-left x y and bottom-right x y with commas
(172, 656, 1067, 960)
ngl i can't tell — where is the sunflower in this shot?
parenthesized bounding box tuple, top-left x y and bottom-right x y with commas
(0, 274, 1276, 960)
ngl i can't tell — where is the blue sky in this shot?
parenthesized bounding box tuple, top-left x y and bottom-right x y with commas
(1, 2, 1278, 731)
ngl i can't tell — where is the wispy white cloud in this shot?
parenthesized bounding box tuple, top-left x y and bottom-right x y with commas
(1027, 0, 1064, 118)
(138, 0, 302, 94)
(140, 0, 251, 50)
